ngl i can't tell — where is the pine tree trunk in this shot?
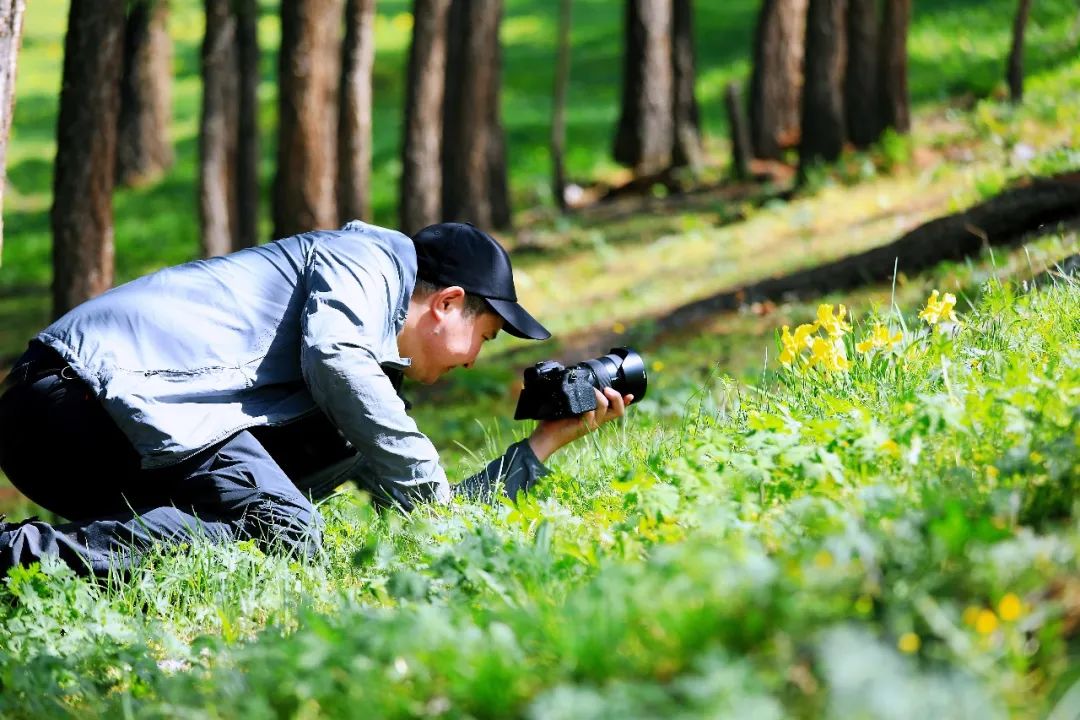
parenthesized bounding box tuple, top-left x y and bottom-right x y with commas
(798, 0, 847, 175)
(878, 0, 909, 133)
(613, 0, 674, 176)
(116, 0, 173, 187)
(338, 0, 375, 223)
(749, 0, 807, 160)
(235, 0, 260, 249)
(51, 0, 124, 318)
(1007, 0, 1033, 104)
(671, 0, 702, 170)
(274, 0, 343, 239)
(725, 81, 751, 179)
(551, 0, 571, 212)
(442, 0, 502, 228)
(199, 0, 238, 258)
(844, 0, 879, 148)
(0, 0, 26, 265)
(400, 0, 450, 236)
(486, 2, 511, 230)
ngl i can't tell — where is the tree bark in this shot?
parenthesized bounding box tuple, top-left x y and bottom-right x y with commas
(551, 0, 571, 212)
(0, 0, 26, 265)
(798, 0, 847, 176)
(844, 0, 879, 148)
(749, 0, 807, 160)
(725, 81, 752, 179)
(235, 0, 260, 249)
(338, 0, 375, 223)
(274, 0, 343, 239)
(199, 0, 238, 258)
(671, 0, 702, 171)
(486, 5, 511, 230)
(878, 0, 910, 133)
(613, 0, 674, 176)
(400, 0, 450, 236)
(1007, 0, 1033, 104)
(116, 0, 173, 187)
(51, 0, 124, 318)
(441, 0, 504, 228)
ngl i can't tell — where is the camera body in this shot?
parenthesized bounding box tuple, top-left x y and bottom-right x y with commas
(514, 347, 647, 421)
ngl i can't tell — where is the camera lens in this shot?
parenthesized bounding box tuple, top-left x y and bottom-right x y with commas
(580, 347, 647, 403)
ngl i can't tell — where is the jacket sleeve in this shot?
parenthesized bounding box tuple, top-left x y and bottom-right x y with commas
(452, 439, 551, 503)
(299, 235, 450, 509)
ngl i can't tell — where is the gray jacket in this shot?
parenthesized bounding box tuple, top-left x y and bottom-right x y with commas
(35, 221, 547, 507)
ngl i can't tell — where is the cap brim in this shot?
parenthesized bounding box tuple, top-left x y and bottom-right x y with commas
(485, 297, 551, 340)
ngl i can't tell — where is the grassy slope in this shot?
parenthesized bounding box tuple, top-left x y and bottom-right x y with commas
(0, 255, 1076, 718)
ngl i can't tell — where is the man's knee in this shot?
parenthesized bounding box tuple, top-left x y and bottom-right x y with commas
(242, 492, 324, 559)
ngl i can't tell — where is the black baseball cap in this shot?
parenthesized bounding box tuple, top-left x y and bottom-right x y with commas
(411, 222, 551, 340)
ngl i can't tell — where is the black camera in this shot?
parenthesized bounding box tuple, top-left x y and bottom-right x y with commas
(514, 347, 648, 421)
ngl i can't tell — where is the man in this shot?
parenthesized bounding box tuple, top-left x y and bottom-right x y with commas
(0, 221, 631, 576)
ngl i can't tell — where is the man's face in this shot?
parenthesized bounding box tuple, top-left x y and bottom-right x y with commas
(402, 288, 503, 384)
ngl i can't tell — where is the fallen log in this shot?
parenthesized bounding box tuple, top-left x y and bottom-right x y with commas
(553, 171, 1080, 359)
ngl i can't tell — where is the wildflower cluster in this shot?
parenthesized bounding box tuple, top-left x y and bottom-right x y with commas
(778, 304, 852, 371)
(778, 290, 963, 373)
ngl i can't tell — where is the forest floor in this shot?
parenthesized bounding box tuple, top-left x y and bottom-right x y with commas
(0, 3, 1079, 717)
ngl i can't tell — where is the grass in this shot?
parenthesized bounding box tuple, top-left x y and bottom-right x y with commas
(0, 254, 1077, 718)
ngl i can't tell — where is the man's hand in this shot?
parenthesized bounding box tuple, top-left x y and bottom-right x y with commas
(527, 387, 633, 463)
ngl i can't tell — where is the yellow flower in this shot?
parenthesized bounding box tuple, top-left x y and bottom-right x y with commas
(794, 322, 818, 349)
(898, 632, 921, 654)
(779, 326, 798, 366)
(780, 323, 819, 366)
(962, 605, 981, 627)
(856, 323, 904, 354)
(975, 609, 999, 635)
(879, 439, 901, 457)
(809, 336, 849, 372)
(813, 549, 834, 568)
(612, 321, 626, 334)
(919, 290, 959, 326)
(817, 304, 852, 337)
(651, 360, 665, 372)
(998, 593, 1023, 622)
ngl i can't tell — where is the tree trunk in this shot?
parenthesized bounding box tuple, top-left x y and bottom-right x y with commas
(486, 4, 511, 230)
(798, 0, 847, 176)
(613, 0, 674, 176)
(116, 0, 172, 187)
(671, 0, 702, 170)
(749, 0, 807, 160)
(235, 0, 260, 249)
(399, 0, 450, 236)
(844, 0, 879, 148)
(441, 0, 503, 228)
(725, 81, 751, 179)
(51, 0, 124, 318)
(551, 0, 571, 212)
(0, 0, 26, 265)
(878, 0, 909, 133)
(274, 0, 343, 239)
(338, 0, 375, 223)
(1007, 0, 1033, 104)
(199, 0, 238, 258)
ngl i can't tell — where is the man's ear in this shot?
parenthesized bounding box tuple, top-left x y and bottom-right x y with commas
(432, 285, 466, 317)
